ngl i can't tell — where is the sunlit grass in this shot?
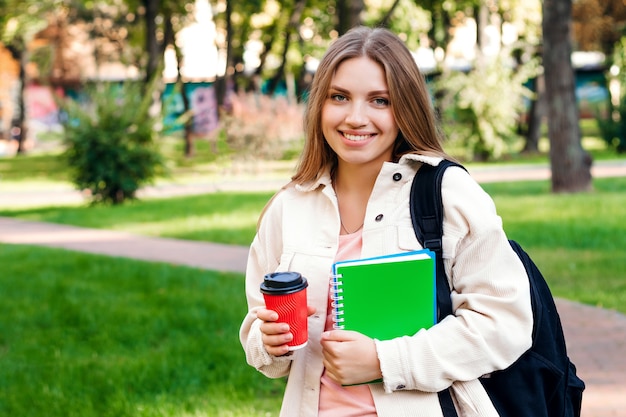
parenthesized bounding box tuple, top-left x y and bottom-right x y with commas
(482, 177, 626, 311)
(0, 244, 284, 417)
(2, 176, 626, 314)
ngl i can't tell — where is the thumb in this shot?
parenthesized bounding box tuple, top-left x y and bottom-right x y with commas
(321, 329, 358, 342)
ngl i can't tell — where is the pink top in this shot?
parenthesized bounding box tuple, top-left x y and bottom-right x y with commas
(318, 230, 377, 416)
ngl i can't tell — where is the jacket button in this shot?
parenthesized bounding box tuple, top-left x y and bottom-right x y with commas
(396, 384, 405, 390)
(393, 173, 402, 181)
(375, 214, 384, 222)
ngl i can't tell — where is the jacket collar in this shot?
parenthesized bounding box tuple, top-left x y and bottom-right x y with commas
(293, 153, 445, 193)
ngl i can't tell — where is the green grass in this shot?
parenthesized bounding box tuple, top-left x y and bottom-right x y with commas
(482, 177, 626, 311)
(0, 244, 284, 417)
(0, 151, 69, 184)
(3, 176, 625, 313)
(1, 154, 625, 417)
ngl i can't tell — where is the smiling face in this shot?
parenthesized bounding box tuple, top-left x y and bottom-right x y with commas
(321, 56, 399, 172)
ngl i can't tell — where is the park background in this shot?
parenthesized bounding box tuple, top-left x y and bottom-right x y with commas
(1, 0, 626, 416)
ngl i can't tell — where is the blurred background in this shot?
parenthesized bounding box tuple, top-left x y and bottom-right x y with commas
(1, 0, 624, 188)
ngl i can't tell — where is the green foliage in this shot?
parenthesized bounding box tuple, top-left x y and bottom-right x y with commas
(595, 102, 626, 153)
(594, 37, 626, 153)
(436, 55, 540, 161)
(0, 244, 284, 417)
(60, 82, 165, 204)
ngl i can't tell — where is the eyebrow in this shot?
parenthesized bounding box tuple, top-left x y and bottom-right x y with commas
(328, 85, 390, 96)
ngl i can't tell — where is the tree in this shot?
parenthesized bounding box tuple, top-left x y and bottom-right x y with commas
(265, 0, 307, 95)
(0, 0, 51, 154)
(542, 0, 592, 192)
(572, 0, 626, 56)
(336, 0, 364, 35)
(142, 0, 161, 83)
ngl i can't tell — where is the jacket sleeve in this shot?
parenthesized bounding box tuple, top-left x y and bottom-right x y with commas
(239, 191, 294, 378)
(375, 166, 533, 393)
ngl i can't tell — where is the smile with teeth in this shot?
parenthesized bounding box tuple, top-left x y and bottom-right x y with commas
(343, 132, 373, 141)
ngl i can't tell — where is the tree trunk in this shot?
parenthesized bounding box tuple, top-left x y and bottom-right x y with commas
(542, 0, 592, 193)
(15, 51, 27, 154)
(215, 0, 233, 109)
(377, 0, 402, 27)
(336, 0, 364, 35)
(523, 74, 545, 153)
(143, 0, 160, 83)
(173, 25, 194, 158)
(266, 0, 306, 96)
(6, 38, 27, 154)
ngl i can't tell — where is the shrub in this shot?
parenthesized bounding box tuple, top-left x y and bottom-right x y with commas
(435, 55, 539, 161)
(60, 81, 165, 204)
(594, 37, 626, 154)
(219, 92, 305, 160)
(594, 102, 626, 153)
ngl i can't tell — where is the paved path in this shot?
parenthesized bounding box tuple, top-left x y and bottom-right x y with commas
(2, 160, 626, 416)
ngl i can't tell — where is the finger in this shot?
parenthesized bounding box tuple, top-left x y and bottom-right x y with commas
(265, 343, 291, 357)
(307, 305, 317, 316)
(256, 308, 279, 322)
(262, 331, 293, 348)
(322, 357, 344, 384)
(260, 321, 290, 336)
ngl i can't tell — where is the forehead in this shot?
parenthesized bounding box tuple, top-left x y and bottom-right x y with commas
(331, 56, 388, 90)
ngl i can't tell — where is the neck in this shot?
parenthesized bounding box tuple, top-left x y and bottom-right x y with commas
(333, 163, 380, 196)
(333, 164, 379, 235)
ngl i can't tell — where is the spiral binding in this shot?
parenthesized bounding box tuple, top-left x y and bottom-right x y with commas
(330, 273, 345, 329)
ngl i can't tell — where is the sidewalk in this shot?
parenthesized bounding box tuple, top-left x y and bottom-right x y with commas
(2, 160, 626, 416)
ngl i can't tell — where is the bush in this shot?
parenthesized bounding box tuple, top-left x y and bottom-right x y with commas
(594, 103, 626, 153)
(435, 55, 539, 161)
(594, 37, 626, 154)
(219, 92, 304, 160)
(60, 82, 165, 204)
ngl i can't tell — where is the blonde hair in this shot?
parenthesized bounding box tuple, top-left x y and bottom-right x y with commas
(292, 26, 449, 183)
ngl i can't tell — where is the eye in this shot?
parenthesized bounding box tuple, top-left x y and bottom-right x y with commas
(330, 94, 348, 102)
(373, 97, 389, 106)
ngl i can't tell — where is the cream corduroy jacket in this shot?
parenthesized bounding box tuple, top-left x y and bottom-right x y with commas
(239, 154, 533, 417)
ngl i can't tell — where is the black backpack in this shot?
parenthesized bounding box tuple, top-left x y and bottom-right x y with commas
(409, 160, 585, 417)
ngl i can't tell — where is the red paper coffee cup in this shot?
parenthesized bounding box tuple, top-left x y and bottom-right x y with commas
(260, 271, 309, 350)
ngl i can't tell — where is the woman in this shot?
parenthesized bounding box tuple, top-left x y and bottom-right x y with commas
(239, 26, 532, 417)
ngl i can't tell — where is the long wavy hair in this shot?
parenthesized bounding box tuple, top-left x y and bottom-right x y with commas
(292, 26, 449, 183)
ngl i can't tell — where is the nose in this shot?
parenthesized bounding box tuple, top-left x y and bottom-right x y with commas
(345, 102, 368, 127)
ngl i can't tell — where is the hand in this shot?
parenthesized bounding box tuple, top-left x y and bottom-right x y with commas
(257, 306, 316, 357)
(320, 330, 382, 386)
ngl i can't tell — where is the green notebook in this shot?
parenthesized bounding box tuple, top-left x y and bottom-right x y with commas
(331, 249, 436, 341)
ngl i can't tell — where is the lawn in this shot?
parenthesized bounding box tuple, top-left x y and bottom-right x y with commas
(0, 244, 285, 417)
(482, 177, 626, 311)
(1, 144, 625, 417)
(2, 176, 625, 313)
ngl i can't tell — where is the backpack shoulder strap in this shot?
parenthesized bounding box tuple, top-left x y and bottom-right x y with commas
(409, 159, 466, 320)
(410, 160, 465, 417)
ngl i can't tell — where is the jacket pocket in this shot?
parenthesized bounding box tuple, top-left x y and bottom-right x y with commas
(277, 252, 296, 271)
(397, 226, 423, 251)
